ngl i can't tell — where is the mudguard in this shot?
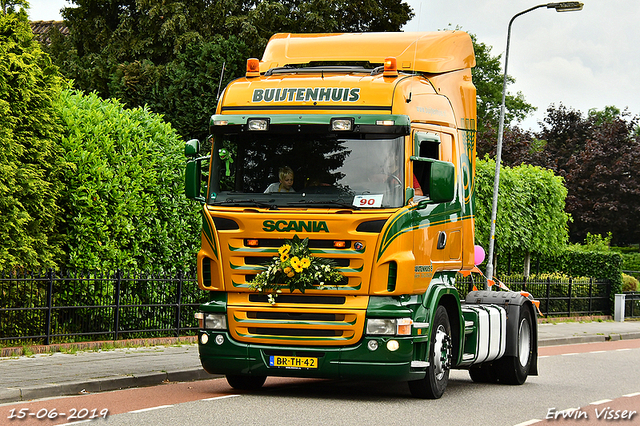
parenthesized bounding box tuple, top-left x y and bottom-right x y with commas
(464, 290, 538, 376)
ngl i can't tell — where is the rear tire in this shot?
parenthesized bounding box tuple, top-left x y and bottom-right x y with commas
(408, 305, 452, 399)
(469, 363, 499, 383)
(496, 306, 533, 385)
(226, 374, 267, 390)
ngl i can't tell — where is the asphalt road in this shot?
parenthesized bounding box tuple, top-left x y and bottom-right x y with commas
(2, 339, 639, 426)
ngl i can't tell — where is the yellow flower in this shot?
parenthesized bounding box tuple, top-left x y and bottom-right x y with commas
(280, 253, 289, 262)
(300, 258, 311, 269)
(291, 256, 303, 273)
(287, 271, 295, 278)
(283, 267, 292, 274)
(278, 244, 291, 256)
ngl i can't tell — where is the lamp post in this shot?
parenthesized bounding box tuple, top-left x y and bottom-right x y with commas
(484, 2, 584, 286)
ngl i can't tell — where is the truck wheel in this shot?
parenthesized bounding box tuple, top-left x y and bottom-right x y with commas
(226, 374, 267, 390)
(408, 305, 452, 399)
(469, 363, 498, 383)
(497, 306, 533, 385)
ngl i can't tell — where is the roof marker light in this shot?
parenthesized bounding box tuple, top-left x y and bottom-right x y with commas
(246, 58, 260, 78)
(383, 57, 398, 77)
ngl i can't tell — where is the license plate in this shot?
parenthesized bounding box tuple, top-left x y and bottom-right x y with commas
(269, 355, 318, 369)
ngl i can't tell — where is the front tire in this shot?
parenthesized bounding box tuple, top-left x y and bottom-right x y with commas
(226, 374, 267, 390)
(409, 305, 452, 399)
(496, 307, 534, 385)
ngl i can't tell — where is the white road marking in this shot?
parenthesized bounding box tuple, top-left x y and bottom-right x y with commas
(513, 419, 541, 426)
(129, 405, 174, 413)
(202, 394, 241, 401)
(589, 399, 613, 405)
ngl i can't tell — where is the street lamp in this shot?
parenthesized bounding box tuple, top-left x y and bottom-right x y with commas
(484, 2, 583, 286)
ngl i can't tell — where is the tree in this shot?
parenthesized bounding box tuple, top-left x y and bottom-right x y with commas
(0, 10, 67, 269)
(562, 112, 640, 245)
(471, 34, 535, 135)
(107, 36, 251, 141)
(1, 0, 28, 15)
(529, 105, 640, 245)
(47, 0, 414, 139)
(475, 158, 570, 276)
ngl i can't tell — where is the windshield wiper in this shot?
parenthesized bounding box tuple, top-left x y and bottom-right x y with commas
(215, 199, 279, 209)
(287, 199, 360, 210)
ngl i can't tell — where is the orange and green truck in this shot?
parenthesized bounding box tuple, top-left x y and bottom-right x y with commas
(185, 31, 538, 398)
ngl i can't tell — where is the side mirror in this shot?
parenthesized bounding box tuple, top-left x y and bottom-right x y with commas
(185, 139, 200, 158)
(429, 160, 455, 203)
(185, 159, 202, 201)
(185, 139, 204, 202)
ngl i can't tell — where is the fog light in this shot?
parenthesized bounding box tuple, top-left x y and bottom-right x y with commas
(200, 333, 209, 345)
(215, 334, 225, 345)
(387, 340, 400, 352)
(367, 340, 379, 351)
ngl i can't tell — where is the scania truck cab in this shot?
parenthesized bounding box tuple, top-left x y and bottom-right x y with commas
(185, 32, 537, 399)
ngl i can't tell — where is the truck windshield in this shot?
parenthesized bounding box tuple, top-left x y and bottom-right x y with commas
(209, 133, 405, 208)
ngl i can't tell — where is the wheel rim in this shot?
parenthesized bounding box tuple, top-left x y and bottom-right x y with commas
(518, 317, 531, 367)
(433, 325, 451, 380)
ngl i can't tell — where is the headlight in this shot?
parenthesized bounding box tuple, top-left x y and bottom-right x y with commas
(366, 318, 396, 335)
(247, 118, 269, 131)
(366, 318, 413, 336)
(195, 312, 227, 330)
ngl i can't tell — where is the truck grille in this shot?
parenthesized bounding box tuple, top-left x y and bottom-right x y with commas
(227, 238, 365, 292)
(227, 293, 367, 346)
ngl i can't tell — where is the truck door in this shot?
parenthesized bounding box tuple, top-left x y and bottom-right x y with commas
(412, 131, 463, 285)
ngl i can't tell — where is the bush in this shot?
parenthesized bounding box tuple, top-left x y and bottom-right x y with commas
(56, 90, 200, 271)
(0, 11, 67, 269)
(622, 274, 639, 292)
(495, 246, 623, 313)
(620, 252, 640, 279)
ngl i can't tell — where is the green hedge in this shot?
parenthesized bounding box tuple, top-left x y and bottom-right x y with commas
(56, 90, 200, 271)
(621, 253, 640, 280)
(494, 247, 622, 312)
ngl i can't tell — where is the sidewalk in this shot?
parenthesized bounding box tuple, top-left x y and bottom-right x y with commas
(2, 320, 640, 404)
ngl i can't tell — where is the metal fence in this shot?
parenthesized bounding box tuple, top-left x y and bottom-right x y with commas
(0, 269, 206, 345)
(455, 275, 612, 317)
(0, 270, 621, 346)
(624, 292, 640, 319)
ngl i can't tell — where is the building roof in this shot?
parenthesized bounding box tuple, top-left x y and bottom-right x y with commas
(30, 20, 69, 44)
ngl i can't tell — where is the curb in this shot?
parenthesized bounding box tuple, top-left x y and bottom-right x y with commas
(0, 369, 215, 405)
(0, 336, 198, 358)
(538, 331, 640, 347)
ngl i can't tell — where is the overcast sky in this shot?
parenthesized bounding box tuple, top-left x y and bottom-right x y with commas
(27, 0, 640, 131)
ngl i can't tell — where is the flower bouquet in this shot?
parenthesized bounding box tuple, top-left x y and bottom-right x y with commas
(249, 235, 344, 304)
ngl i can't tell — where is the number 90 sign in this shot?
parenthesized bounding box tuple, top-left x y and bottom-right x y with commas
(353, 194, 383, 208)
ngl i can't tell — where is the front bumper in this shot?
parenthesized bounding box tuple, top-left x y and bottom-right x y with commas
(198, 331, 426, 382)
